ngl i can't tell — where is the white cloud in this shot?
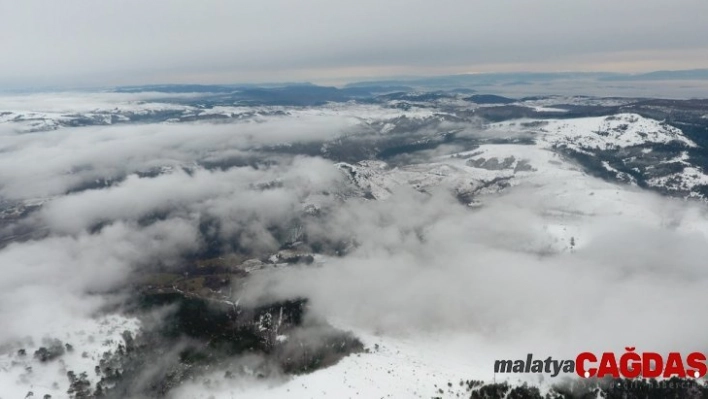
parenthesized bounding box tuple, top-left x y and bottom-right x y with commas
(238, 176, 708, 357)
(0, 107, 353, 199)
(0, 218, 199, 344)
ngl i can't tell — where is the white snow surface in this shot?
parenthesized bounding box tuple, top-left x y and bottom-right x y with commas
(488, 113, 696, 151)
(479, 114, 708, 196)
(0, 315, 140, 399)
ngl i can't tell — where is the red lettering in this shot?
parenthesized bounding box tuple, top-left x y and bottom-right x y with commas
(663, 352, 686, 378)
(597, 352, 620, 378)
(642, 352, 663, 378)
(619, 347, 641, 378)
(576, 352, 597, 378)
(686, 352, 707, 378)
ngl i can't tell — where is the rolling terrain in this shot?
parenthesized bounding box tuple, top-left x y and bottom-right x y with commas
(1, 86, 708, 398)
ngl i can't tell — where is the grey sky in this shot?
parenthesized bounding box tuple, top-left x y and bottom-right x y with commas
(2, 0, 708, 87)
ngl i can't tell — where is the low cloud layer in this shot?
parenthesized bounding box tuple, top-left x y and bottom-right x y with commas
(239, 181, 708, 356)
(0, 110, 355, 200)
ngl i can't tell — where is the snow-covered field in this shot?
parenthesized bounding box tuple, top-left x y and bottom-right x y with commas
(0, 315, 140, 399)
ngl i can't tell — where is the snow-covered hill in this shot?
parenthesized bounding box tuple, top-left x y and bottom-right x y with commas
(333, 113, 706, 202)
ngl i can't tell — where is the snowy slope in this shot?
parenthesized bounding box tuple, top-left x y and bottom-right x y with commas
(0, 315, 140, 399)
(335, 113, 706, 204)
(483, 114, 708, 198)
(488, 113, 695, 151)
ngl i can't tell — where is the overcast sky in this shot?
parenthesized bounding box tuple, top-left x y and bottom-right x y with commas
(2, 0, 708, 88)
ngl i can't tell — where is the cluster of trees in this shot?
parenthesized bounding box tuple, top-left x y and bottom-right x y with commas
(32, 339, 69, 362)
(437, 377, 708, 399)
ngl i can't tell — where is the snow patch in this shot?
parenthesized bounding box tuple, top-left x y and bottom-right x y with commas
(0, 314, 140, 399)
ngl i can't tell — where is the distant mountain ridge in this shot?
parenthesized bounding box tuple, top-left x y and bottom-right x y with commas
(110, 68, 708, 99)
(600, 68, 708, 81)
